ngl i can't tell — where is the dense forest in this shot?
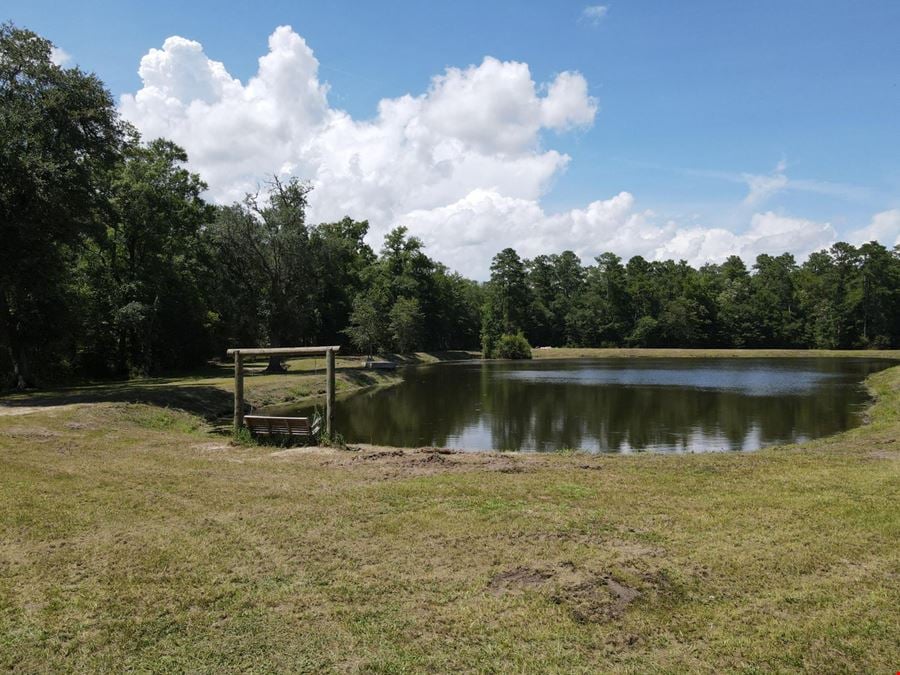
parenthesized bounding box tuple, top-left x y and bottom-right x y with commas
(2, 24, 899, 388)
(480, 243, 900, 356)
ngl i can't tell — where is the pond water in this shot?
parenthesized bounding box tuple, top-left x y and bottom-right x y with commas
(283, 357, 895, 453)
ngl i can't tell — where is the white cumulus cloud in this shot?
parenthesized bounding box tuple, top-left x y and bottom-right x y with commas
(120, 26, 595, 223)
(398, 194, 846, 277)
(848, 209, 900, 247)
(49, 46, 71, 66)
(119, 26, 892, 279)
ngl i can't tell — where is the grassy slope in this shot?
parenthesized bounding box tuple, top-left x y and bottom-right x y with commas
(0, 351, 898, 672)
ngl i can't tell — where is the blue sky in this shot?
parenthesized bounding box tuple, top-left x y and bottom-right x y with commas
(7, 0, 900, 276)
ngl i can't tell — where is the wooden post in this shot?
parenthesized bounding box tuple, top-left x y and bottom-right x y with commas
(325, 347, 335, 440)
(233, 351, 244, 435)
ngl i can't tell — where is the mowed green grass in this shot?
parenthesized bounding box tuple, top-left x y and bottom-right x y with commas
(0, 353, 899, 672)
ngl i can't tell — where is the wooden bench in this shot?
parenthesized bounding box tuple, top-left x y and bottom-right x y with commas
(244, 415, 320, 439)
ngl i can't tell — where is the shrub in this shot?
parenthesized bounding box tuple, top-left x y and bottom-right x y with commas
(493, 333, 533, 359)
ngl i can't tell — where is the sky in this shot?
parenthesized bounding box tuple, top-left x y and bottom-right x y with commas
(8, 0, 900, 278)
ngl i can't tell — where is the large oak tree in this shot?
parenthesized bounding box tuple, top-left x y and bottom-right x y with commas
(0, 24, 125, 387)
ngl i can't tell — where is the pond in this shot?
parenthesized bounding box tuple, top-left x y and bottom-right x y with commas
(282, 357, 896, 453)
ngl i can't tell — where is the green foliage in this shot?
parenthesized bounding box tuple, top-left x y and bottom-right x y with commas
(208, 177, 317, 364)
(527, 251, 586, 346)
(627, 315, 659, 347)
(492, 333, 533, 360)
(343, 296, 385, 357)
(342, 227, 481, 356)
(388, 297, 423, 353)
(78, 138, 214, 376)
(511, 243, 900, 352)
(0, 23, 124, 387)
(120, 405, 203, 434)
(487, 248, 531, 333)
(232, 426, 256, 446)
(482, 248, 532, 355)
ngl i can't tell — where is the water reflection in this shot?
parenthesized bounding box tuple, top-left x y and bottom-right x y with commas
(283, 358, 894, 453)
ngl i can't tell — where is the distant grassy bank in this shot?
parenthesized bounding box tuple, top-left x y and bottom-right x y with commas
(0, 354, 898, 671)
(531, 346, 900, 360)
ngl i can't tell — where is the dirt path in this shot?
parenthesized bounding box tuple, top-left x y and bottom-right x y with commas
(0, 404, 80, 417)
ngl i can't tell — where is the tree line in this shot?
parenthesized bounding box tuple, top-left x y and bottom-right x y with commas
(2, 24, 898, 389)
(480, 245, 900, 356)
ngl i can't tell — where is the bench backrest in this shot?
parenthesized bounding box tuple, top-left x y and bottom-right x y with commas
(244, 415, 318, 437)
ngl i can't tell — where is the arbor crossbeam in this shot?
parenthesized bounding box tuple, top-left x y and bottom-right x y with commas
(227, 346, 341, 357)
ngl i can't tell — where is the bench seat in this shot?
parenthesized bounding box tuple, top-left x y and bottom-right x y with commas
(244, 415, 320, 438)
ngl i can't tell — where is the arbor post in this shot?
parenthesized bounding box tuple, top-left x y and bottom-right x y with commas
(233, 351, 244, 435)
(326, 348, 336, 440)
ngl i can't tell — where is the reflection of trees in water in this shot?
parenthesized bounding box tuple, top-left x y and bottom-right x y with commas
(322, 360, 884, 452)
(330, 365, 485, 447)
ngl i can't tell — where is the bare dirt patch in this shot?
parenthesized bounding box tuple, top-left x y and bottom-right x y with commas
(354, 449, 405, 460)
(189, 441, 233, 452)
(0, 404, 80, 417)
(307, 444, 548, 478)
(2, 426, 60, 439)
(258, 442, 613, 478)
(867, 450, 900, 460)
(557, 576, 641, 623)
(269, 446, 339, 458)
(488, 561, 643, 623)
(64, 422, 91, 430)
(0, 406, 50, 417)
(488, 566, 554, 594)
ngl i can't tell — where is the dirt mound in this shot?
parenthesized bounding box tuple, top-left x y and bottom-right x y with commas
(488, 566, 554, 594)
(488, 561, 642, 623)
(556, 576, 641, 623)
(64, 422, 91, 430)
(270, 443, 614, 478)
(311, 445, 545, 478)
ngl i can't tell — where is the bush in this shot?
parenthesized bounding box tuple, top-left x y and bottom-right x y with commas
(493, 333, 533, 359)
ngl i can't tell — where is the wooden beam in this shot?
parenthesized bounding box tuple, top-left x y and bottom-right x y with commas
(325, 348, 336, 440)
(226, 346, 341, 357)
(233, 351, 244, 434)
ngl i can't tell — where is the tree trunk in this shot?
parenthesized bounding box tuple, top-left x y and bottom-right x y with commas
(263, 328, 288, 374)
(9, 346, 32, 390)
(0, 289, 34, 390)
(264, 355, 287, 373)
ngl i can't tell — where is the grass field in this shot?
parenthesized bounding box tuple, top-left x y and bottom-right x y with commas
(1, 349, 899, 672)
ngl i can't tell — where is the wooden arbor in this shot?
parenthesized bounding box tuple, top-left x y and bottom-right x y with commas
(226, 346, 341, 439)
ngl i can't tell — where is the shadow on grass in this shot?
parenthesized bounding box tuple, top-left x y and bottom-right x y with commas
(339, 370, 395, 388)
(0, 382, 235, 422)
(382, 350, 479, 364)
